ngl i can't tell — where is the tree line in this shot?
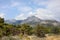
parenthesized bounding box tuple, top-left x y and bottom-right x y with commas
(0, 17, 60, 38)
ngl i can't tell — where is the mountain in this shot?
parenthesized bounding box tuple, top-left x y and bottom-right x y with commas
(40, 20, 59, 26)
(5, 19, 23, 24)
(5, 16, 60, 26)
(21, 16, 41, 25)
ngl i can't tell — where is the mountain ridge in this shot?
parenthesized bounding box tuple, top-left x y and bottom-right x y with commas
(5, 16, 60, 26)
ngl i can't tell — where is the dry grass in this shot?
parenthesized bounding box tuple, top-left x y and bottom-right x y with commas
(26, 34, 60, 40)
(46, 35, 60, 40)
(1, 34, 60, 40)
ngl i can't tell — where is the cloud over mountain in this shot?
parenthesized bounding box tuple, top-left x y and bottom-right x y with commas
(0, 0, 60, 21)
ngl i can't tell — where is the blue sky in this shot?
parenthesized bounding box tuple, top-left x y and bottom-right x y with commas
(0, 0, 60, 21)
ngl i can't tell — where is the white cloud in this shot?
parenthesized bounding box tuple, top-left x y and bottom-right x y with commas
(15, 0, 60, 21)
(47, 0, 60, 21)
(11, 2, 20, 7)
(15, 12, 35, 20)
(31, 0, 48, 6)
(15, 13, 26, 20)
(18, 6, 32, 12)
(30, 0, 60, 21)
(0, 5, 10, 9)
(15, 8, 56, 20)
(0, 13, 5, 18)
(34, 8, 55, 19)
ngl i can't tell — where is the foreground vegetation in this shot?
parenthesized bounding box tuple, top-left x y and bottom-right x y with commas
(0, 17, 60, 40)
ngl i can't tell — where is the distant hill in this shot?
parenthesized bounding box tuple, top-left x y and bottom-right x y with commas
(5, 16, 60, 26)
(5, 19, 23, 25)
